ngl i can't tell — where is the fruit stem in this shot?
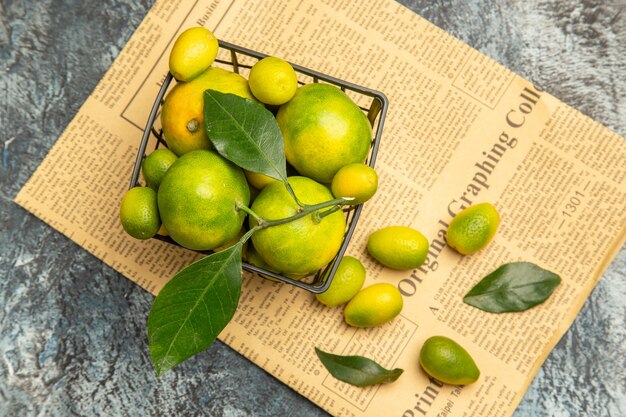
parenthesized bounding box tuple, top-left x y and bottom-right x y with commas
(236, 202, 264, 225)
(240, 225, 262, 243)
(313, 205, 342, 223)
(236, 197, 350, 235)
(186, 119, 199, 133)
(263, 197, 350, 228)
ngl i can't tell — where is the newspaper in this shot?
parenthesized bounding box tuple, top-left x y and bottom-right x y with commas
(14, 1, 626, 416)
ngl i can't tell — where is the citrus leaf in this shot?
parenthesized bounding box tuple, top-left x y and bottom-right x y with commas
(315, 347, 404, 387)
(203, 90, 287, 182)
(463, 262, 561, 313)
(148, 243, 243, 376)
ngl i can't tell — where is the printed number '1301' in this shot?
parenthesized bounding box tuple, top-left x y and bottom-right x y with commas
(562, 190, 585, 217)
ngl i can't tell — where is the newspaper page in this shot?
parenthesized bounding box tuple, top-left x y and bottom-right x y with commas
(14, 1, 626, 417)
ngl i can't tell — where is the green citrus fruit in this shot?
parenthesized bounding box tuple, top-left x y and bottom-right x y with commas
(249, 176, 346, 276)
(142, 148, 178, 190)
(245, 245, 281, 282)
(419, 336, 480, 385)
(157, 150, 250, 251)
(119, 187, 161, 240)
(213, 228, 245, 253)
(331, 163, 378, 204)
(446, 202, 500, 255)
(315, 256, 366, 307)
(248, 56, 298, 105)
(246, 245, 277, 271)
(161, 67, 256, 156)
(344, 283, 403, 327)
(169, 27, 219, 82)
(367, 226, 429, 270)
(276, 83, 372, 183)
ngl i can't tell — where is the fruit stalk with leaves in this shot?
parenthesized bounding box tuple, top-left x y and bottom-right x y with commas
(147, 90, 358, 375)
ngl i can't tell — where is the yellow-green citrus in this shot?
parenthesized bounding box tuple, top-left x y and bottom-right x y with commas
(331, 163, 378, 204)
(367, 226, 429, 270)
(157, 150, 250, 251)
(246, 245, 277, 271)
(344, 283, 403, 327)
(169, 27, 219, 82)
(315, 256, 366, 307)
(419, 336, 480, 385)
(213, 228, 245, 253)
(245, 245, 281, 282)
(249, 176, 346, 276)
(157, 224, 169, 236)
(161, 67, 256, 156)
(446, 202, 500, 255)
(119, 187, 161, 240)
(248, 56, 298, 105)
(244, 170, 278, 190)
(276, 83, 372, 183)
(141, 148, 178, 190)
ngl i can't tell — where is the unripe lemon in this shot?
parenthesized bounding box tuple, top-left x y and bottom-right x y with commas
(331, 163, 378, 205)
(446, 202, 500, 255)
(419, 336, 480, 385)
(344, 283, 403, 327)
(169, 27, 219, 82)
(367, 226, 429, 270)
(119, 187, 161, 240)
(315, 256, 366, 307)
(141, 148, 178, 190)
(248, 56, 298, 105)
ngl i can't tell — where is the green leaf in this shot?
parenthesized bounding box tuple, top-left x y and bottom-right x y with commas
(203, 90, 287, 182)
(463, 262, 561, 313)
(315, 347, 404, 387)
(147, 243, 243, 376)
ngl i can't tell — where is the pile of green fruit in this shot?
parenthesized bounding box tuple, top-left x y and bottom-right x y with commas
(120, 27, 560, 392)
(120, 27, 379, 279)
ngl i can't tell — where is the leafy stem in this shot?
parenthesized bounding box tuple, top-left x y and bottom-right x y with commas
(240, 224, 262, 243)
(265, 197, 351, 228)
(237, 197, 350, 230)
(148, 90, 357, 376)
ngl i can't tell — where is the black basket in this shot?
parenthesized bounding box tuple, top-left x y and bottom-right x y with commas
(129, 40, 388, 293)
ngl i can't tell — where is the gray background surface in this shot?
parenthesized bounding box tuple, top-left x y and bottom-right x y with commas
(1, 0, 624, 416)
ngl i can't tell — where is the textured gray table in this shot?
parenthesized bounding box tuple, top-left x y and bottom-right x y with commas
(1, 1, 624, 416)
